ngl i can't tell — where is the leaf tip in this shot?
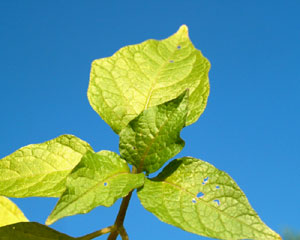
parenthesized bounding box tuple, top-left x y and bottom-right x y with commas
(178, 24, 188, 33)
(176, 24, 189, 37)
(177, 89, 189, 107)
(184, 88, 190, 96)
(45, 217, 53, 226)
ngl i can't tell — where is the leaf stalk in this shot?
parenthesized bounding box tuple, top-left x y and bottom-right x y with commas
(77, 225, 115, 240)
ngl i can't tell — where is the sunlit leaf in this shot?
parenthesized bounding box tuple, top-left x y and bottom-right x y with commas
(46, 151, 144, 225)
(88, 25, 210, 134)
(138, 157, 281, 240)
(0, 135, 93, 197)
(0, 196, 28, 227)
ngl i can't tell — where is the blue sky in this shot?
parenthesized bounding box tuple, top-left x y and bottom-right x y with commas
(0, 1, 299, 239)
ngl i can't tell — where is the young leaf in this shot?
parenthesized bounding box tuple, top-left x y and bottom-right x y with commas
(119, 90, 188, 174)
(0, 222, 74, 239)
(46, 151, 144, 225)
(0, 196, 28, 227)
(88, 25, 210, 134)
(0, 135, 93, 197)
(138, 157, 281, 240)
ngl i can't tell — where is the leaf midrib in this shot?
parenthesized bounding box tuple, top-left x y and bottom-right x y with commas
(143, 41, 181, 111)
(48, 171, 131, 221)
(137, 105, 183, 173)
(0, 167, 74, 183)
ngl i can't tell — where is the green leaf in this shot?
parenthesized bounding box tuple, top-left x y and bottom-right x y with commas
(119, 90, 188, 174)
(0, 222, 74, 240)
(0, 135, 93, 198)
(88, 25, 210, 134)
(0, 196, 28, 227)
(138, 157, 281, 240)
(46, 151, 144, 225)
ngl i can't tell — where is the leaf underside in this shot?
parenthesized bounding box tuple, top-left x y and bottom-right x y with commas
(119, 90, 188, 174)
(0, 134, 93, 198)
(0, 222, 74, 240)
(88, 25, 210, 134)
(138, 157, 281, 240)
(46, 151, 144, 225)
(0, 196, 28, 227)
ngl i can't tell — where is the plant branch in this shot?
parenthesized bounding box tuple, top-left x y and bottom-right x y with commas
(77, 226, 115, 240)
(119, 226, 129, 240)
(107, 230, 119, 240)
(107, 166, 137, 240)
(107, 190, 133, 240)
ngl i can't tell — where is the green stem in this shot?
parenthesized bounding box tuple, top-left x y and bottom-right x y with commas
(77, 226, 115, 240)
(107, 190, 133, 240)
(107, 166, 137, 240)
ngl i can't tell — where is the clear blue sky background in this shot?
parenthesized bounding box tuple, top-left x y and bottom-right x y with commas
(0, 1, 299, 239)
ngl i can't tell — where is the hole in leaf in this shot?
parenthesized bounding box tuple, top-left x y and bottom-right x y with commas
(177, 45, 181, 49)
(202, 177, 209, 185)
(192, 198, 197, 204)
(197, 192, 204, 198)
(213, 199, 220, 206)
(169, 60, 174, 63)
(216, 186, 220, 189)
(104, 182, 108, 187)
